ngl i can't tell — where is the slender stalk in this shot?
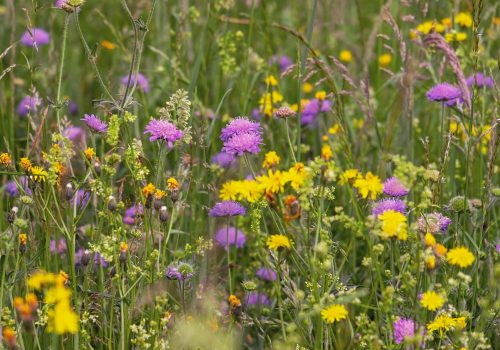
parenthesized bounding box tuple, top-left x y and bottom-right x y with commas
(55, 14, 70, 132)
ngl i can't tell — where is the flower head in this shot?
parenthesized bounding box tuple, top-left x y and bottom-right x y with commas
(378, 210, 408, 240)
(321, 304, 348, 324)
(427, 314, 466, 334)
(353, 172, 383, 200)
(69, 189, 90, 209)
(266, 234, 292, 251)
(420, 291, 445, 311)
(30, 166, 48, 183)
(220, 117, 262, 142)
(466, 73, 494, 88)
(417, 212, 452, 234)
(446, 246, 475, 268)
(121, 73, 150, 92)
(211, 151, 236, 168)
(256, 267, 276, 281)
(393, 318, 415, 345)
(81, 114, 108, 133)
(383, 177, 409, 197)
(262, 151, 280, 168)
(222, 131, 263, 156)
(372, 199, 406, 217)
(20, 28, 50, 48)
(144, 119, 183, 146)
(214, 226, 246, 249)
(426, 83, 462, 103)
(17, 95, 41, 117)
(245, 292, 271, 307)
(0, 153, 12, 167)
(209, 201, 246, 217)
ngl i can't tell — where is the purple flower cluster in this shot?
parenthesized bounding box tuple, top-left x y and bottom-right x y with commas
(245, 292, 271, 307)
(417, 212, 452, 234)
(17, 95, 41, 117)
(121, 73, 150, 93)
(63, 126, 86, 142)
(214, 226, 246, 249)
(166, 263, 194, 281)
(211, 151, 236, 168)
(372, 199, 406, 217)
(123, 203, 144, 225)
(209, 201, 246, 217)
(383, 177, 409, 197)
(20, 28, 50, 48)
(220, 117, 263, 156)
(270, 55, 293, 72)
(144, 119, 183, 147)
(426, 83, 462, 106)
(50, 238, 67, 255)
(75, 249, 108, 269)
(393, 317, 415, 345)
(81, 114, 108, 133)
(256, 267, 276, 281)
(5, 177, 31, 197)
(69, 189, 90, 209)
(466, 73, 494, 88)
(301, 99, 332, 126)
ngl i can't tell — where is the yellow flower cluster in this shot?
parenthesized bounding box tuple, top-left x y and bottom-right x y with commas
(259, 90, 283, 117)
(353, 171, 383, 200)
(427, 314, 467, 335)
(262, 151, 280, 168)
(378, 210, 408, 240)
(0, 152, 12, 166)
(411, 13, 472, 43)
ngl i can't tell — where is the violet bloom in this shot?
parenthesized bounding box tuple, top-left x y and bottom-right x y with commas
(50, 238, 67, 255)
(417, 212, 452, 234)
(426, 83, 461, 103)
(20, 28, 50, 48)
(166, 263, 194, 281)
(372, 199, 406, 217)
(17, 95, 41, 117)
(63, 126, 85, 142)
(393, 317, 415, 345)
(211, 151, 236, 168)
(144, 119, 183, 147)
(69, 189, 90, 209)
(209, 201, 246, 217)
(301, 99, 331, 126)
(220, 117, 262, 142)
(221, 132, 263, 156)
(496, 243, 500, 254)
(383, 177, 409, 197)
(123, 203, 144, 225)
(121, 73, 150, 93)
(246, 292, 271, 307)
(68, 101, 78, 115)
(251, 108, 261, 120)
(214, 226, 246, 249)
(5, 181, 19, 197)
(466, 73, 494, 88)
(256, 267, 276, 281)
(81, 114, 108, 133)
(74, 248, 91, 268)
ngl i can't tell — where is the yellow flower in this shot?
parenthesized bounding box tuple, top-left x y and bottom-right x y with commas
(19, 233, 27, 245)
(264, 75, 278, 87)
(339, 50, 352, 63)
(416, 21, 445, 35)
(353, 118, 364, 129)
(353, 172, 383, 200)
(228, 294, 241, 308)
(84, 147, 95, 160)
(302, 82, 313, 93)
(257, 170, 285, 194)
(220, 180, 240, 201)
(425, 255, 436, 269)
(19, 157, 32, 171)
(142, 183, 156, 197)
(47, 300, 79, 334)
(30, 166, 48, 183)
(239, 180, 263, 202)
(266, 234, 292, 250)
(262, 151, 280, 168)
(441, 17, 452, 28)
(378, 54, 392, 67)
(167, 177, 179, 191)
(427, 314, 466, 335)
(420, 291, 445, 311)
(446, 246, 475, 268)
(0, 152, 12, 166)
(455, 12, 472, 28)
(328, 123, 341, 135)
(378, 210, 408, 240)
(100, 39, 116, 50)
(259, 91, 283, 116)
(424, 233, 436, 247)
(434, 243, 448, 257)
(321, 304, 348, 324)
(27, 271, 59, 290)
(321, 145, 333, 161)
(339, 169, 360, 185)
(315, 91, 327, 100)
(154, 189, 166, 199)
(45, 285, 71, 305)
(445, 32, 468, 42)
(282, 163, 308, 190)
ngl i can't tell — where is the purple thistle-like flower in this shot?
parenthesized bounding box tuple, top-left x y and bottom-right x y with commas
(121, 73, 150, 93)
(383, 177, 409, 197)
(220, 117, 262, 142)
(214, 226, 246, 249)
(211, 151, 236, 168)
(256, 267, 277, 281)
(144, 119, 183, 146)
(417, 212, 452, 234)
(166, 263, 194, 281)
(81, 114, 108, 133)
(50, 238, 67, 255)
(372, 199, 406, 217)
(393, 318, 415, 345)
(5, 181, 19, 197)
(69, 189, 90, 209)
(426, 83, 462, 103)
(123, 203, 144, 225)
(17, 95, 41, 117)
(466, 73, 494, 88)
(209, 201, 246, 217)
(246, 292, 271, 307)
(222, 132, 263, 156)
(20, 28, 50, 48)
(301, 99, 332, 126)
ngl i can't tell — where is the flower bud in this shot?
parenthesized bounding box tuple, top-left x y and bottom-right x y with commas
(108, 196, 117, 211)
(81, 250, 91, 266)
(94, 160, 101, 175)
(65, 183, 74, 201)
(160, 206, 168, 222)
(7, 206, 18, 224)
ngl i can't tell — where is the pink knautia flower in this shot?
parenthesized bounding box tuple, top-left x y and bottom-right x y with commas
(144, 119, 183, 146)
(417, 212, 452, 233)
(393, 318, 415, 345)
(301, 98, 332, 126)
(466, 73, 494, 88)
(256, 267, 276, 281)
(426, 83, 461, 103)
(211, 151, 236, 168)
(81, 114, 108, 133)
(20, 28, 50, 48)
(17, 95, 41, 117)
(221, 132, 263, 156)
(121, 73, 150, 93)
(383, 177, 409, 197)
(372, 199, 406, 217)
(214, 226, 246, 249)
(209, 201, 246, 217)
(50, 238, 67, 255)
(245, 292, 271, 307)
(496, 243, 500, 254)
(220, 117, 262, 142)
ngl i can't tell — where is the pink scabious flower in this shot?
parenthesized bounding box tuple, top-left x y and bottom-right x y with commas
(209, 201, 246, 217)
(426, 83, 462, 104)
(214, 226, 246, 249)
(81, 114, 108, 133)
(220, 117, 262, 142)
(256, 267, 276, 281)
(222, 132, 263, 156)
(17, 95, 41, 117)
(301, 99, 332, 126)
(466, 73, 494, 88)
(417, 212, 452, 233)
(144, 119, 183, 146)
(245, 292, 271, 307)
(393, 318, 415, 345)
(372, 199, 406, 217)
(20, 28, 50, 48)
(383, 177, 409, 197)
(211, 151, 236, 168)
(121, 73, 150, 93)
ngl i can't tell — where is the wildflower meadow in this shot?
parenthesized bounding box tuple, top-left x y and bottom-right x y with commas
(1, 0, 499, 349)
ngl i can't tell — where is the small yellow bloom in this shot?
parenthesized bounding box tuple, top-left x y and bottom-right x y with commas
(339, 50, 352, 63)
(257, 170, 286, 194)
(434, 243, 448, 257)
(353, 171, 383, 200)
(328, 123, 341, 135)
(425, 255, 436, 269)
(378, 210, 408, 240)
(302, 82, 313, 93)
(167, 177, 179, 191)
(315, 91, 327, 100)
(47, 300, 79, 334)
(282, 163, 308, 190)
(424, 233, 436, 247)
(20, 157, 32, 171)
(455, 12, 472, 28)
(0, 152, 12, 166)
(154, 189, 166, 199)
(420, 291, 445, 311)
(19, 233, 27, 245)
(120, 242, 128, 252)
(228, 294, 241, 308)
(446, 246, 475, 268)
(30, 166, 48, 183)
(321, 145, 333, 161)
(262, 151, 280, 168)
(427, 314, 466, 335)
(266, 234, 292, 251)
(441, 17, 452, 28)
(264, 75, 278, 87)
(101, 39, 116, 50)
(378, 54, 392, 67)
(84, 147, 95, 160)
(339, 169, 361, 185)
(321, 304, 348, 324)
(220, 180, 240, 201)
(353, 118, 364, 129)
(142, 183, 156, 197)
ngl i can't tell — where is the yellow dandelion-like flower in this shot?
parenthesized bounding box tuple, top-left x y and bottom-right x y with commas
(264, 75, 278, 87)
(339, 169, 360, 185)
(302, 83, 313, 93)
(434, 243, 448, 257)
(257, 169, 285, 195)
(315, 91, 327, 100)
(220, 180, 240, 201)
(446, 246, 475, 268)
(262, 151, 280, 168)
(441, 17, 452, 28)
(420, 291, 445, 311)
(353, 172, 383, 200)
(154, 189, 166, 200)
(282, 163, 308, 190)
(328, 123, 341, 135)
(321, 304, 348, 324)
(455, 12, 472, 28)
(237, 180, 263, 203)
(378, 210, 408, 240)
(378, 54, 392, 67)
(427, 314, 466, 335)
(266, 234, 292, 251)
(321, 145, 333, 161)
(47, 300, 79, 334)
(20, 157, 32, 171)
(167, 177, 179, 191)
(30, 166, 48, 183)
(0, 152, 12, 166)
(424, 233, 436, 247)
(339, 50, 352, 63)
(142, 183, 156, 197)
(425, 255, 436, 270)
(84, 147, 95, 160)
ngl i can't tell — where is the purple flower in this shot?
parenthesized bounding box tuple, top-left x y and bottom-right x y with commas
(426, 83, 462, 103)
(5, 181, 19, 197)
(144, 119, 183, 146)
(75, 249, 107, 269)
(372, 199, 406, 217)
(383, 177, 409, 197)
(17, 95, 41, 117)
(393, 318, 415, 345)
(251, 108, 261, 120)
(496, 243, 500, 254)
(214, 226, 246, 249)
(50, 238, 67, 255)
(301, 99, 331, 126)
(220, 117, 262, 142)
(69, 189, 90, 209)
(222, 132, 263, 156)
(68, 101, 78, 115)
(63, 126, 86, 142)
(20, 28, 50, 48)
(466, 73, 494, 88)
(121, 73, 150, 93)
(417, 212, 452, 234)
(246, 292, 271, 307)
(209, 201, 246, 217)
(166, 263, 193, 281)
(256, 267, 276, 281)
(81, 114, 108, 133)
(211, 151, 236, 168)
(123, 203, 144, 225)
